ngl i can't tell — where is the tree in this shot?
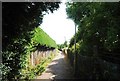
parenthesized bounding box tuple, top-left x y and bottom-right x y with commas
(66, 2, 120, 80)
(66, 2, 120, 55)
(2, 2, 60, 50)
(2, 2, 60, 80)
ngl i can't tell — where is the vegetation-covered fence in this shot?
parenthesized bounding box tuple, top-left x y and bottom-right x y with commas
(67, 47, 120, 80)
(30, 49, 57, 66)
(66, 2, 120, 80)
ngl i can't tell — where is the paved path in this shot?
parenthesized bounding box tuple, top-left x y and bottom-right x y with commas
(36, 51, 74, 80)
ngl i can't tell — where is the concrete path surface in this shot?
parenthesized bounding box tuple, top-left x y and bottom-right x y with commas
(36, 51, 74, 80)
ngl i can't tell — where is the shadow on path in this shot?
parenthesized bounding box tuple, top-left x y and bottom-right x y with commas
(37, 51, 74, 80)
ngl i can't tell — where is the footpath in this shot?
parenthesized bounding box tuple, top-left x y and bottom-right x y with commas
(36, 51, 74, 80)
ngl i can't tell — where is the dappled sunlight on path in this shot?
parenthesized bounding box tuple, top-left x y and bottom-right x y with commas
(36, 51, 74, 80)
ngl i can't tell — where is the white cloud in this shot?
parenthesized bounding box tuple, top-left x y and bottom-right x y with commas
(40, 2, 75, 44)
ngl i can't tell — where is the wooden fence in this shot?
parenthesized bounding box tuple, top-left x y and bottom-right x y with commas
(29, 48, 57, 67)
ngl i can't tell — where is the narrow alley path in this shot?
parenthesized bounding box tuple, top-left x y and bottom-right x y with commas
(36, 51, 74, 80)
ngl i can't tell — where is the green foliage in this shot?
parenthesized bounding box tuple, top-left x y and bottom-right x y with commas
(66, 2, 120, 80)
(2, 2, 60, 80)
(57, 44, 64, 50)
(21, 52, 56, 80)
(63, 41, 68, 47)
(32, 27, 57, 48)
(57, 41, 68, 50)
(3, 2, 60, 50)
(66, 2, 120, 52)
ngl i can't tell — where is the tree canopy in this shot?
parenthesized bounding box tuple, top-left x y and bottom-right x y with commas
(66, 2, 120, 54)
(2, 2, 60, 80)
(2, 2, 60, 50)
(66, 2, 120, 80)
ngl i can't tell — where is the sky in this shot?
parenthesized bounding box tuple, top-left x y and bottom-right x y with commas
(40, 2, 76, 44)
